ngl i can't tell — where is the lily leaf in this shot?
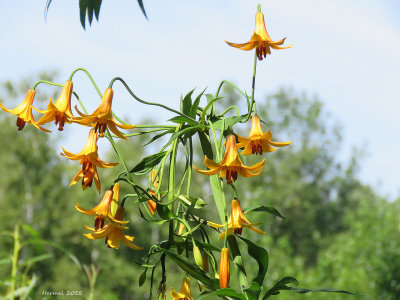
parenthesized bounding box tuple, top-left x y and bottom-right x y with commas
(244, 205, 285, 219)
(244, 282, 262, 300)
(196, 288, 246, 300)
(156, 205, 174, 220)
(198, 130, 214, 160)
(262, 277, 298, 299)
(130, 151, 168, 174)
(237, 236, 269, 287)
(169, 125, 201, 143)
(190, 89, 205, 119)
(169, 116, 198, 126)
(178, 195, 207, 209)
(211, 115, 247, 131)
(181, 89, 195, 116)
(161, 248, 219, 290)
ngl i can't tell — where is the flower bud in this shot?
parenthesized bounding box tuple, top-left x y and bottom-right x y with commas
(219, 248, 230, 289)
(193, 246, 203, 268)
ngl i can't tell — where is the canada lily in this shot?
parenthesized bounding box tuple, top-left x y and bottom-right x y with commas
(76, 185, 128, 230)
(37, 80, 74, 131)
(170, 277, 193, 300)
(61, 129, 118, 193)
(0, 89, 50, 132)
(73, 88, 135, 139)
(219, 248, 230, 289)
(84, 206, 143, 250)
(237, 115, 292, 155)
(209, 199, 265, 239)
(194, 135, 265, 184)
(225, 9, 291, 60)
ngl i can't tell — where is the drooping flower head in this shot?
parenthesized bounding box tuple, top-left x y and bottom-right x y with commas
(194, 135, 265, 184)
(61, 129, 118, 193)
(75, 185, 128, 230)
(219, 248, 230, 289)
(84, 206, 143, 250)
(147, 169, 158, 215)
(225, 7, 292, 60)
(37, 80, 74, 131)
(73, 88, 135, 139)
(0, 89, 50, 132)
(209, 199, 265, 239)
(237, 115, 292, 155)
(170, 277, 193, 300)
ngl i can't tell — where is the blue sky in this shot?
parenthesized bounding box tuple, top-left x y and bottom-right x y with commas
(0, 0, 399, 198)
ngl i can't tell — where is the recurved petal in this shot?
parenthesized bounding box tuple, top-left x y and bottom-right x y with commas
(240, 143, 254, 155)
(107, 122, 129, 140)
(225, 40, 256, 51)
(75, 204, 95, 215)
(204, 156, 222, 170)
(93, 169, 101, 193)
(122, 235, 144, 250)
(268, 140, 293, 147)
(170, 288, 186, 299)
(207, 221, 225, 228)
(114, 121, 136, 129)
(237, 168, 262, 178)
(69, 169, 84, 187)
(193, 165, 222, 175)
(246, 225, 266, 235)
(242, 159, 265, 172)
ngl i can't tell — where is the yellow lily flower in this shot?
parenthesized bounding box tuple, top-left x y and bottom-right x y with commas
(170, 277, 193, 300)
(0, 89, 50, 132)
(61, 129, 118, 193)
(208, 199, 265, 239)
(219, 248, 230, 289)
(194, 135, 265, 184)
(147, 169, 158, 215)
(84, 206, 143, 250)
(225, 9, 292, 60)
(37, 80, 74, 131)
(237, 115, 292, 155)
(73, 88, 135, 139)
(76, 185, 128, 230)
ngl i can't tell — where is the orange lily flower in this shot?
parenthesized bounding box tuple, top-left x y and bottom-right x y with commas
(208, 199, 265, 239)
(194, 135, 265, 184)
(73, 88, 135, 139)
(147, 169, 158, 215)
(170, 277, 193, 300)
(219, 248, 230, 289)
(61, 129, 118, 193)
(225, 8, 292, 60)
(84, 206, 143, 250)
(237, 115, 292, 155)
(0, 89, 50, 132)
(76, 185, 128, 230)
(37, 80, 74, 131)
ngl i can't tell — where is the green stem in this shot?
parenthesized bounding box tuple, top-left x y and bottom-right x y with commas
(228, 235, 249, 291)
(251, 49, 258, 115)
(68, 68, 102, 98)
(10, 223, 20, 300)
(109, 77, 198, 124)
(186, 137, 193, 196)
(32, 80, 63, 90)
(216, 105, 240, 117)
(105, 129, 153, 218)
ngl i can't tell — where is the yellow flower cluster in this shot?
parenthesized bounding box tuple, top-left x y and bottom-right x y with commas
(0, 80, 135, 193)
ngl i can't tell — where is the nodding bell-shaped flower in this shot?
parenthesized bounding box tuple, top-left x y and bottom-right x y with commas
(61, 129, 118, 193)
(0, 89, 50, 132)
(170, 277, 193, 300)
(75, 185, 128, 230)
(37, 80, 74, 131)
(237, 115, 292, 155)
(194, 135, 265, 184)
(73, 88, 135, 139)
(208, 199, 266, 239)
(83, 206, 143, 250)
(219, 248, 230, 289)
(225, 8, 292, 60)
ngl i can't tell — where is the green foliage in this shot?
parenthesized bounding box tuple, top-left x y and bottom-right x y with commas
(44, 0, 148, 29)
